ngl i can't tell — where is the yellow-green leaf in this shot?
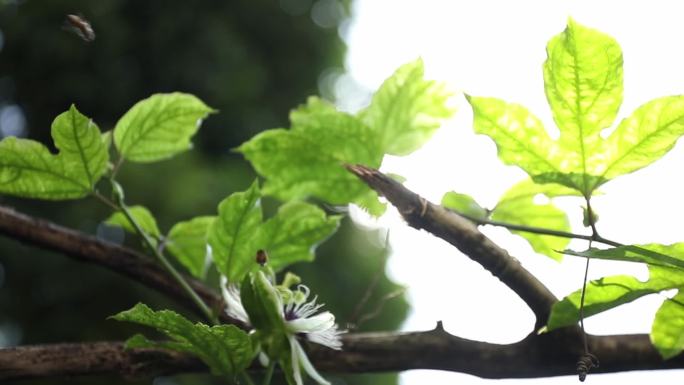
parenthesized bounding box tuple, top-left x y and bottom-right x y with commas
(467, 95, 588, 191)
(208, 181, 262, 283)
(652, 291, 684, 359)
(0, 105, 108, 199)
(111, 303, 255, 376)
(441, 191, 488, 220)
(360, 58, 455, 155)
(114, 93, 215, 162)
(491, 180, 575, 261)
(167, 216, 215, 278)
(596, 96, 684, 186)
(547, 274, 672, 331)
(257, 201, 340, 271)
(238, 98, 385, 215)
(544, 19, 623, 167)
(106, 205, 161, 238)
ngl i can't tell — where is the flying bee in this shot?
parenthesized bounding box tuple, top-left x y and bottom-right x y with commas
(64, 14, 95, 42)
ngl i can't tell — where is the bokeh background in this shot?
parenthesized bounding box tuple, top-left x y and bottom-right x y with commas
(0, 1, 408, 384)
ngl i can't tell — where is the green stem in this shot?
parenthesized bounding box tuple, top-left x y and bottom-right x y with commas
(110, 156, 125, 180)
(111, 183, 218, 325)
(457, 212, 623, 248)
(241, 371, 257, 385)
(92, 191, 119, 211)
(262, 361, 276, 385)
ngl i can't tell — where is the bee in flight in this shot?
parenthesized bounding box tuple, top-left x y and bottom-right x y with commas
(64, 14, 95, 42)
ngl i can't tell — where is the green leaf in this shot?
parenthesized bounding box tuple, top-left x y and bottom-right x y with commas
(652, 291, 684, 359)
(101, 130, 113, 150)
(359, 58, 455, 155)
(470, 21, 684, 197)
(208, 181, 339, 281)
(547, 274, 673, 331)
(598, 96, 684, 183)
(257, 201, 341, 272)
(466, 96, 585, 191)
(167, 216, 215, 278)
(240, 60, 454, 215)
(105, 205, 161, 238)
(208, 181, 262, 282)
(241, 271, 284, 333)
(0, 105, 108, 199)
(491, 180, 575, 261)
(114, 93, 215, 163)
(111, 303, 255, 376)
(241, 271, 288, 358)
(441, 191, 488, 220)
(238, 97, 385, 215)
(563, 243, 684, 270)
(544, 19, 623, 157)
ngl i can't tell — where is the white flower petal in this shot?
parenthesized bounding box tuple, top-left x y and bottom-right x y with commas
(258, 352, 270, 367)
(306, 325, 343, 350)
(220, 275, 250, 324)
(288, 335, 304, 385)
(290, 335, 331, 385)
(287, 312, 335, 333)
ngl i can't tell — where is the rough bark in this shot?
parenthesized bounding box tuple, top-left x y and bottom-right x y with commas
(346, 164, 557, 328)
(0, 205, 243, 327)
(0, 170, 681, 382)
(2, 328, 683, 381)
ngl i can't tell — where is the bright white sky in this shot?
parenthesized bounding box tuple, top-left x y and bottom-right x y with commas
(337, 0, 684, 383)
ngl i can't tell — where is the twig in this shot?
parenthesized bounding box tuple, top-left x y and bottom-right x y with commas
(112, 190, 218, 325)
(346, 164, 557, 328)
(347, 230, 390, 329)
(458, 213, 624, 248)
(0, 204, 244, 327)
(1, 331, 682, 381)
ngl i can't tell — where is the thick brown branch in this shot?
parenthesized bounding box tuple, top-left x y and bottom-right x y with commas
(0, 205, 243, 327)
(2, 330, 683, 381)
(346, 164, 557, 327)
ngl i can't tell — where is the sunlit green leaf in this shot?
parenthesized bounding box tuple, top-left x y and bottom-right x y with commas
(240, 60, 454, 215)
(360, 58, 455, 155)
(114, 93, 215, 163)
(441, 191, 488, 220)
(597, 96, 684, 185)
(469, 20, 684, 198)
(208, 181, 262, 283)
(547, 274, 672, 331)
(544, 19, 623, 158)
(0, 105, 108, 200)
(105, 205, 161, 238)
(491, 180, 575, 261)
(101, 131, 113, 151)
(257, 201, 340, 272)
(652, 291, 684, 359)
(111, 303, 254, 376)
(563, 243, 684, 270)
(167, 216, 215, 278)
(466, 96, 586, 191)
(238, 97, 385, 215)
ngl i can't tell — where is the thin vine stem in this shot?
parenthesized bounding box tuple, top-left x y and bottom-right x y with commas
(457, 211, 623, 248)
(579, 240, 592, 354)
(580, 197, 599, 355)
(241, 371, 257, 385)
(92, 191, 119, 211)
(576, 196, 600, 381)
(262, 361, 276, 385)
(109, 181, 218, 325)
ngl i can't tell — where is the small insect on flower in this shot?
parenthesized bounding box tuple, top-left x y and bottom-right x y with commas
(64, 14, 95, 42)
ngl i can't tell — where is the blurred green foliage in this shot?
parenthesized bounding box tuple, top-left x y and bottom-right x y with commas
(0, 1, 407, 384)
